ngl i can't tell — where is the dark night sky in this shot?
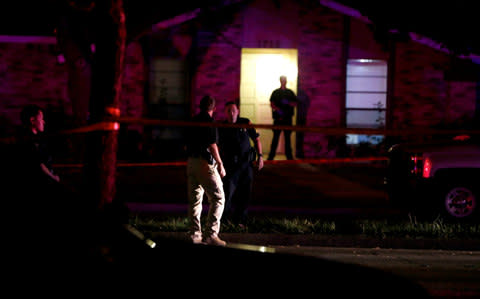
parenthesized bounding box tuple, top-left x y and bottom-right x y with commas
(334, 0, 480, 56)
(0, 0, 478, 56)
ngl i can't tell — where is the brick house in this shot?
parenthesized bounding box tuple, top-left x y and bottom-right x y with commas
(0, 0, 478, 161)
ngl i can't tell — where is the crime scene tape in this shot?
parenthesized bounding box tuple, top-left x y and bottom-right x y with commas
(0, 121, 120, 144)
(51, 156, 388, 168)
(2, 116, 477, 168)
(2, 117, 479, 141)
(116, 117, 480, 137)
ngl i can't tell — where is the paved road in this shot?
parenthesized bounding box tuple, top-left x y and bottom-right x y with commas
(271, 245, 480, 298)
(148, 231, 480, 298)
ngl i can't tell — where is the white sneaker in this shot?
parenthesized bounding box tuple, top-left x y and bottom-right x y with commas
(204, 235, 227, 246)
(190, 234, 204, 244)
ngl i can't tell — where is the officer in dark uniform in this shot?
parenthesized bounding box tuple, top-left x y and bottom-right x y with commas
(268, 75, 298, 160)
(218, 101, 264, 227)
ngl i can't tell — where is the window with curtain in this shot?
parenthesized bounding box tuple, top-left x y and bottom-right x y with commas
(345, 59, 387, 144)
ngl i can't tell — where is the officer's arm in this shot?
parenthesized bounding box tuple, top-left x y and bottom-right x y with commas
(254, 136, 264, 170)
(40, 163, 60, 182)
(271, 101, 280, 111)
(270, 91, 280, 111)
(247, 120, 263, 162)
(254, 136, 263, 157)
(289, 90, 298, 106)
(208, 143, 226, 178)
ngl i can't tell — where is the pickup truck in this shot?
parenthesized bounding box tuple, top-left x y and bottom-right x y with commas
(384, 135, 479, 222)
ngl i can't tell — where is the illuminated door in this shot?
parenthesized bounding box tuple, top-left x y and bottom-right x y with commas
(240, 48, 298, 157)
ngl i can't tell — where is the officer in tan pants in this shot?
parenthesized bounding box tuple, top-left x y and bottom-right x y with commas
(185, 95, 227, 246)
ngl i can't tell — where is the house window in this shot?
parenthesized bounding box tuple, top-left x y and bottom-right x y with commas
(144, 57, 190, 161)
(345, 59, 387, 145)
(148, 58, 189, 139)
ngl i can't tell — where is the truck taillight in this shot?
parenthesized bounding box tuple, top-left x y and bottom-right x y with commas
(422, 157, 432, 178)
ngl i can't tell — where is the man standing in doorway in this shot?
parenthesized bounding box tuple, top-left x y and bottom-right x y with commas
(185, 95, 227, 246)
(268, 75, 298, 160)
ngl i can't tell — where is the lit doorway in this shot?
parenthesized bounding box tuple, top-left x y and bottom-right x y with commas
(240, 48, 298, 157)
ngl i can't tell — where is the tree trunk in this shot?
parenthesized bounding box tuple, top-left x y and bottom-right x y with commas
(83, 0, 126, 214)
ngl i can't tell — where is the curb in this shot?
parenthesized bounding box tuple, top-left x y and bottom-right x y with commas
(151, 232, 480, 251)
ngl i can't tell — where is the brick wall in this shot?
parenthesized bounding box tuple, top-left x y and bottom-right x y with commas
(0, 41, 146, 137)
(191, 11, 243, 118)
(297, 4, 345, 157)
(0, 42, 68, 135)
(446, 81, 477, 124)
(392, 41, 477, 132)
(393, 41, 450, 129)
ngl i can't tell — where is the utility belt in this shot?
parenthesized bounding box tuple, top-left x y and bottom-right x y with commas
(188, 152, 214, 165)
(225, 148, 257, 165)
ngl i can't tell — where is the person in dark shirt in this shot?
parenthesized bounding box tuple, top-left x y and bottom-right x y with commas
(10, 104, 66, 239)
(185, 95, 227, 246)
(268, 75, 298, 160)
(218, 101, 264, 227)
(16, 104, 60, 193)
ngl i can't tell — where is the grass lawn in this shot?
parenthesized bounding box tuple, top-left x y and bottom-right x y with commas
(129, 213, 480, 240)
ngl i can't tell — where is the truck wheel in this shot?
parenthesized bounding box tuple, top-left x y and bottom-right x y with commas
(442, 185, 477, 221)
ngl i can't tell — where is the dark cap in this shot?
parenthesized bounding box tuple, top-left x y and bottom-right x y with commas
(20, 104, 43, 127)
(200, 95, 216, 112)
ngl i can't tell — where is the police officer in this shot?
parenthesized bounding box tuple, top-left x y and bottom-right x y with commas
(185, 95, 227, 246)
(218, 101, 264, 227)
(268, 75, 298, 160)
